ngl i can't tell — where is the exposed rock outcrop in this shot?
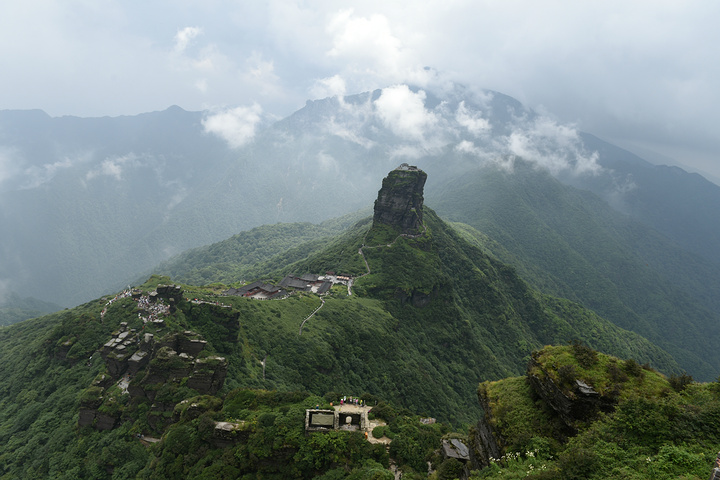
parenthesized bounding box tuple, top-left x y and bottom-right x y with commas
(373, 164, 427, 235)
(526, 357, 615, 431)
(186, 356, 228, 395)
(100, 323, 139, 378)
(213, 421, 250, 448)
(82, 327, 228, 431)
(130, 344, 228, 402)
(469, 389, 503, 469)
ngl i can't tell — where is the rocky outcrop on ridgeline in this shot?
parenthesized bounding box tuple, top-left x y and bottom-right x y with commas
(526, 352, 617, 432)
(372, 164, 427, 235)
(100, 322, 139, 378)
(469, 387, 503, 469)
(80, 328, 227, 431)
(469, 345, 637, 471)
(129, 338, 227, 402)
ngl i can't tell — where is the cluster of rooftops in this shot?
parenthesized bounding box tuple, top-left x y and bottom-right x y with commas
(223, 273, 350, 300)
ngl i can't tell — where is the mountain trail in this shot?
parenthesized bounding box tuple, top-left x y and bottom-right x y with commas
(349, 222, 428, 296)
(298, 297, 325, 335)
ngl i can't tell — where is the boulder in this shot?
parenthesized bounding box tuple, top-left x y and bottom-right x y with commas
(212, 421, 250, 448)
(127, 350, 150, 375)
(78, 408, 97, 428)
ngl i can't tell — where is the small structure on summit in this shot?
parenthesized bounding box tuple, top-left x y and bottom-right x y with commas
(305, 408, 367, 433)
(373, 164, 427, 235)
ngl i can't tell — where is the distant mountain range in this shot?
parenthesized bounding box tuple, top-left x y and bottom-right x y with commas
(1, 86, 718, 378)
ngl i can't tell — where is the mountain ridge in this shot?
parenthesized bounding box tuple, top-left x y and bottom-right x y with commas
(0, 166, 701, 479)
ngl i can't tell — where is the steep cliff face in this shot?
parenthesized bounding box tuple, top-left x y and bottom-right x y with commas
(469, 388, 503, 469)
(526, 356, 615, 432)
(373, 164, 427, 234)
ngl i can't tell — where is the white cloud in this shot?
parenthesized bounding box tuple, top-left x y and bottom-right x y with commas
(374, 85, 437, 141)
(326, 119, 376, 149)
(241, 52, 281, 96)
(21, 157, 75, 189)
(316, 151, 338, 172)
(456, 101, 490, 137)
(327, 9, 401, 70)
(455, 140, 483, 156)
(85, 154, 140, 181)
(166, 190, 187, 211)
(311, 74, 347, 100)
(174, 26, 202, 53)
(502, 117, 601, 175)
(203, 104, 263, 149)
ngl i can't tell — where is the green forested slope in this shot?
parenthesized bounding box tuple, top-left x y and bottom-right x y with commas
(151, 209, 371, 286)
(0, 204, 681, 478)
(429, 162, 720, 379)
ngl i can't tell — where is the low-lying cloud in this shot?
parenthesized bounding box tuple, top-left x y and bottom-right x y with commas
(21, 157, 76, 189)
(502, 117, 600, 175)
(456, 101, 491, 137)
(312, 82, 602, 176)
(374, 85, 438, 141)
(203, 104, 262, 149)
(85, 153, 142, 181)
(0, 147, 21, 186)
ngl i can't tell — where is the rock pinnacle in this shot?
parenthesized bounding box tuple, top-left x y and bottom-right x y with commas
(372, 163, 427, 235)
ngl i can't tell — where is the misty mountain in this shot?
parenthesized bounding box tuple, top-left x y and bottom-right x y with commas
(1, 84, 719, 316)
(0, 172, 681, 476)
(429, 162, 720, 379)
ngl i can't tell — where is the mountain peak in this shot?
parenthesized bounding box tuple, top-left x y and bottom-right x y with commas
(372, 164, 427, 235)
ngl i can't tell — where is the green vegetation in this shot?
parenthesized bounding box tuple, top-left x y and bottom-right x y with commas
(528, 345, 669, 402)
(153, 212, 371, 286)
(0, 196, 709, 478)
(430, 162, 720, 380)
(474, 345, 720, 479)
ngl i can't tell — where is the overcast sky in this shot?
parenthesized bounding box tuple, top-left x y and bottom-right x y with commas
(2, 1, 718, 180)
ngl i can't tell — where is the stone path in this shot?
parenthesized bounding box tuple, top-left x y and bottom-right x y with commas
(333, 404, 391, 445)
(298, 297, 325, 335)
(349, 222, 428, 296)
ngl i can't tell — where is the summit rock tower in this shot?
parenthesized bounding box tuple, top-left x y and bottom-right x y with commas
(372, 164, 427, 235)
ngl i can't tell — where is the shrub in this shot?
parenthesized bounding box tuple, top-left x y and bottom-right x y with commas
(623, 358, 644, 378)
(571, 341, 598, 369)
(606, 361, 628, 384)
(669, 373, 694, 392)
(557, 365, 577, 388)
(558, 446, 597, 479)
(436, 458, 464, 480)
(257, 412, 277, 428)
(79, 386, 103, 405)
(369, 402, 397, 422)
